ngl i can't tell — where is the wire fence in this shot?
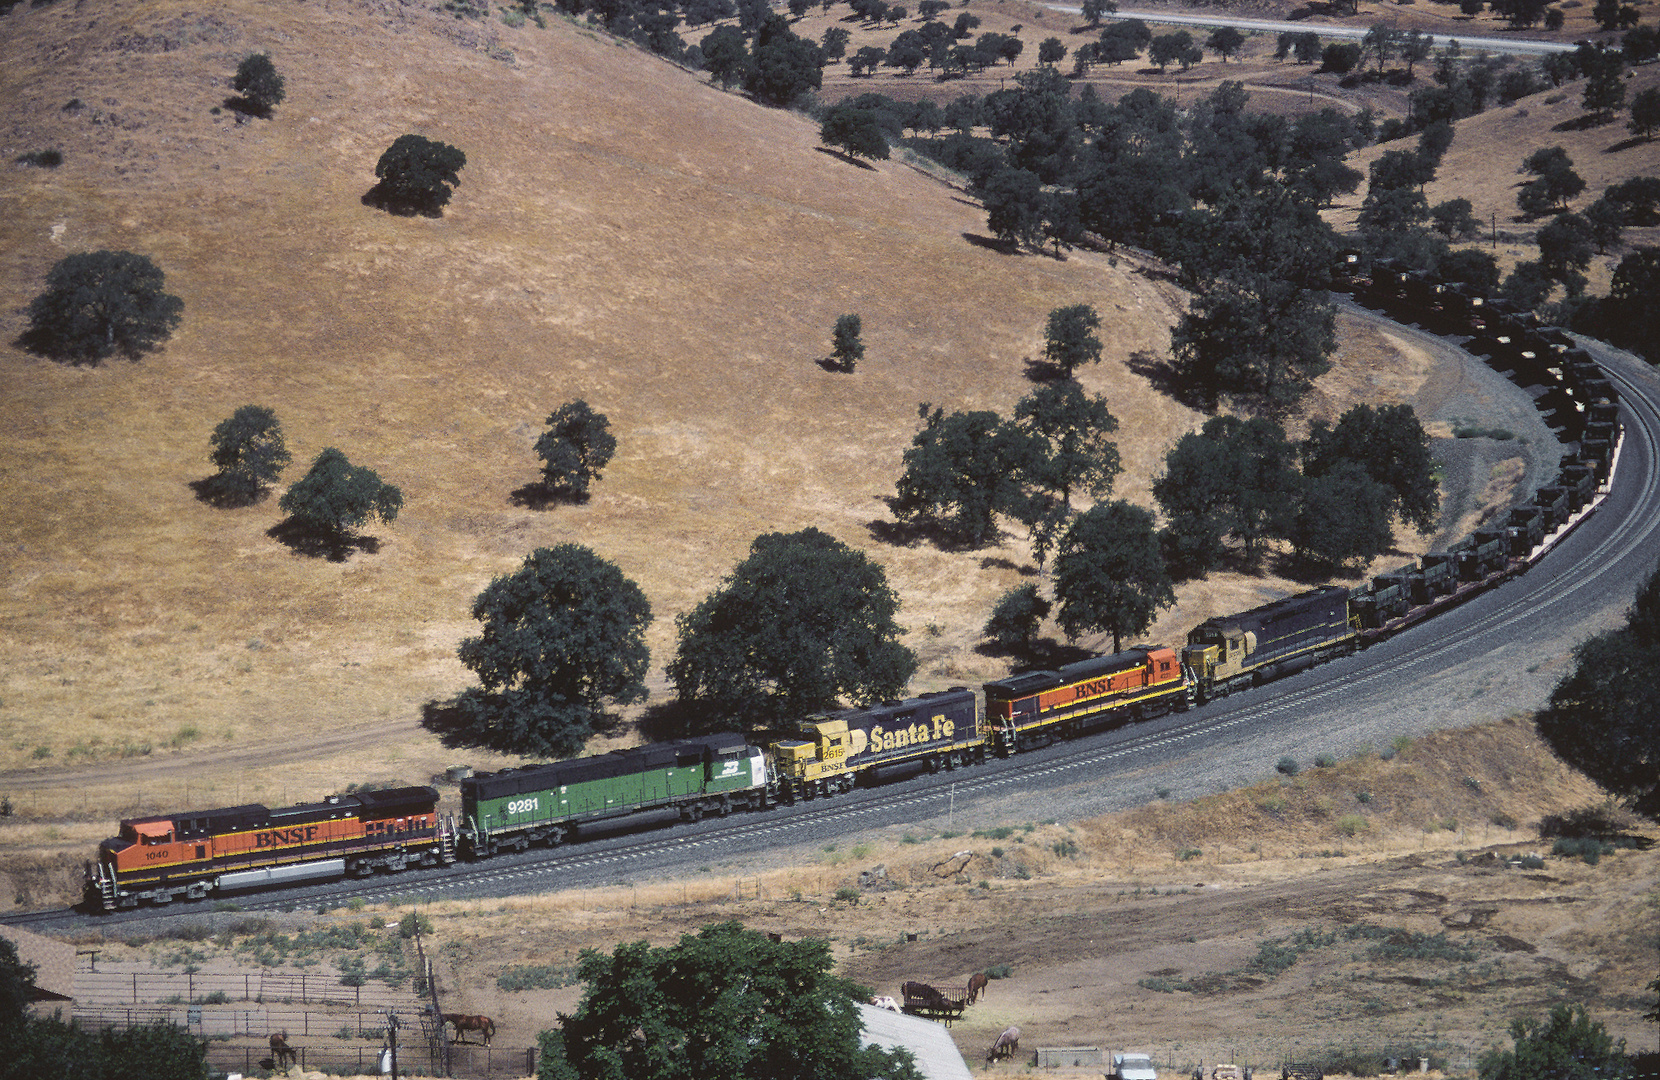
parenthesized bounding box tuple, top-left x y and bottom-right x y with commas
(199, 1040, 539, 1078)
(74, 969, 412, 1009)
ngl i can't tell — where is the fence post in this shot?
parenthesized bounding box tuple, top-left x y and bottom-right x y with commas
(132, 972, 138, 1002)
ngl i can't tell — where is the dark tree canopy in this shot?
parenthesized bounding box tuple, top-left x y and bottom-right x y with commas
(1013, 381, 1120, 509)
(535, 400, 617, 499)
(1170, 270, 1336, 410)
(1287, 460, 1395, 570)
(744, 14, 823, 108)
(1042, 304, 1104, 377)
(668, 528, 916, 726)
(1053, 500, 1174, 654)
(21, 250, 184, 364)
(1478, 1006, 1630, 1080)
(701, 25, 751, 88)
(0, 1017, 211, 1080)
(1536, 560, 1660, 818)
(539, 922, 920, 1080)
(820, 106, 890, 162)
(893, 406, 1036, 547)
(206, 405, 291, 505)
(1302, 403, 1439, 533)
(455, 545, 651, 758)
(231, 53, 285, 116)
(277, 447, 403, 543)
(983, 582, 1052, 653)
(830, 312, 864, 371)
(371, 134, 467, 216)
(1153, 415, 1300, 573)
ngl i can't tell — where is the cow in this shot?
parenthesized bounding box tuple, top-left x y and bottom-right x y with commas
(966, 971, 989, 1005)
(870, 995, 901, 1012)
(269, 1031, 296, 1070)
(986, 1025, 1021, 1062)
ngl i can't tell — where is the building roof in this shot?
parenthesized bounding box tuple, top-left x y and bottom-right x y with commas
(0, 924, 76, 1003)
(858, 1002, 973, 1080)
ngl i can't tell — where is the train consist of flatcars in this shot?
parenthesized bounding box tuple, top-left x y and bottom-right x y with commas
(84, 253, 1626, 912)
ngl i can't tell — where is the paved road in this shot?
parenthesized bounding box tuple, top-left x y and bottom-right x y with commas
(1048, 5, 1579, 55)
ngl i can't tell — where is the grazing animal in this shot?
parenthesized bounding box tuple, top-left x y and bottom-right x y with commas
(445, 1013, 496, 1046)
(966, 971, 989, 1005)
(986, 1025, 1021, 1062)
(269, 1031, 296, 1069)
(870, 995, 901, 1012)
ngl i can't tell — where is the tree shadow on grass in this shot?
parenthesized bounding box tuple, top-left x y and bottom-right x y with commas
(813, 146, 879, 170)
(817, 356, 856, 373)
(979, 556, 1038, 577)
(1125, 349, 1217, 412)
(1553, 113, 1615, 133)
(222, 96, 271, 119)
(973, 636, 1094, 669)
(1022, 357, 1071, 382)
(361, 184, 444, 218)
(268, 518, 381, 561)
(1604, 134, 1651, 154)
(188, 475, 273, 509)
(635, 698, 738, 743)
(509, 482, 590, 510)
(961, 231, 1017, 254)
(866, 499, 1002, 552)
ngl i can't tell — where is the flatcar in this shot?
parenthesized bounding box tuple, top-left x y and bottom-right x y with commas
(983, 647, 1189, 752)
(86, 786, 451, 911)
(457, 734, 767, 857)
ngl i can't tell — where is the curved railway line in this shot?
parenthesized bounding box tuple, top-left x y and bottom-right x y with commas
(7, 301, 1660, 932)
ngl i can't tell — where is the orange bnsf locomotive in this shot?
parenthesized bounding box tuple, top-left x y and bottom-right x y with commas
(983, 646, 1190, 752)
(86, 786, 454, 911)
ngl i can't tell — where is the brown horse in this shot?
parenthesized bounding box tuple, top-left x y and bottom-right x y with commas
(966, 972, 989, 1005)
(444, 1013, 496, 1046)
(269, 1031, 296, 1069)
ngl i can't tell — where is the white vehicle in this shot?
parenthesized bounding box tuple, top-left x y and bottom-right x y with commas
(1112, 1053, 1160, 1080)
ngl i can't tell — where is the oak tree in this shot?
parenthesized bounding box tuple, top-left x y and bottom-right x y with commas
(535, 400, 617, 499)
(540, 922, 920, 1080)
(277, 448, 403, 546)
(893, 406, 1036, 547)
(1053, 500, 1174, 654)
(456, 545, 651, 758)
(206, 405, 291, 505)
(1302, 403, 1439, 533)
(371, 134, 467, 216)
(830, 312, 864, 371)
(983, 582, 1052, 653)
(22, 250, 184, 364)
(668, 529, 916, 726)
(231, 53, 286, 116)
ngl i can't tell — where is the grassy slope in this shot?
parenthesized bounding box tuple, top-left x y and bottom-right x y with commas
(0, 0, 1195, 806)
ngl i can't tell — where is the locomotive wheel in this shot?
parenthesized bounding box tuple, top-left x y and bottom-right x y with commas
(717, 796, 731, 816)
(928, 755, 942, 773)
(687, 803, 704, 822)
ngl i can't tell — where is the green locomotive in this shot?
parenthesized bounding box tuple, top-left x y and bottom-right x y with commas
(458, 734, 768, 857)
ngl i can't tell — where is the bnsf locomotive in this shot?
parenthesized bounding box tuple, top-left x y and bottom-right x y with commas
(86, 252, 1627, 911)
(88, 787, 453, 910)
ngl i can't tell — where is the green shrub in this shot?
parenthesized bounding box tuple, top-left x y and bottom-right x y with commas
(1052, 838, 1079, 858)
(497, 964, 580, 991)
(1551, 837, 1615, 864)
(397, 912, 433, 939)
(1276, 755, 1300, 776)
(1314, 754, 1337, 768)
(984, 963, 1013, 978)
(1336, 814, 1368, 836)
(834, 885, 861, 904)
(973, 826, 1016, 840)
(1176, 847, 1202, 861)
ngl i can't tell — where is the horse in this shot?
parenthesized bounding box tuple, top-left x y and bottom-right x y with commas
(445, 1013, 496, 1046)
(966, 971, 989, 1005)
(869, 995, 901, 1012)
(269, 1031, 296, 1070)
(986, 1025, 1021, 1062)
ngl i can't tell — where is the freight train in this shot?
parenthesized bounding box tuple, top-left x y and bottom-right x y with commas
(83, 253, 1626, 911)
